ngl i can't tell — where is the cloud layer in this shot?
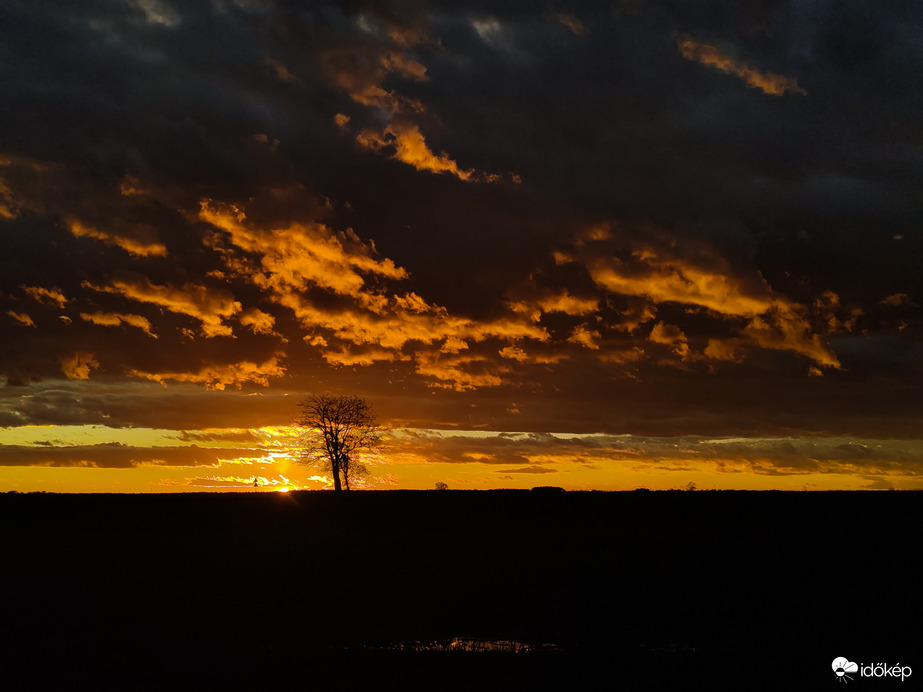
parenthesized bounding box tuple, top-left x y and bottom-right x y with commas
(0, 0, 921, 488)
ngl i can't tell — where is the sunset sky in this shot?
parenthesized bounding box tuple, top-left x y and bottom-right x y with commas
(2, 0, 921, 492)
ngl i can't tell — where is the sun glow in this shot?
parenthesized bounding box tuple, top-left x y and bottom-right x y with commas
(2, 423, 921, 493)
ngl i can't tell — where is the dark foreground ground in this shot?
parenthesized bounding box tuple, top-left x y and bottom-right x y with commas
(1, 490, 920, 689)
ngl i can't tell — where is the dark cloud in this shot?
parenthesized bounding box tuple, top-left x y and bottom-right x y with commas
(388, 429, 923, 478)
(502, 465, 559, 474)
(0, 442, 265, 468)
(173, 429, 262, 444)
(0, 381, 299, 429)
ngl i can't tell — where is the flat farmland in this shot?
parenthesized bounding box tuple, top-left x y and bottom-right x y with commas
(2, 490, 919, 689)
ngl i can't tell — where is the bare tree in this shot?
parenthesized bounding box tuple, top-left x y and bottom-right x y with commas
(295, 394, 380, 491)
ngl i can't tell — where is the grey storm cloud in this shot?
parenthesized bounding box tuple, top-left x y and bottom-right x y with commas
(0, 380, 298, 430)
(391, 429, 923, 477)
(0, 442, 266, 468)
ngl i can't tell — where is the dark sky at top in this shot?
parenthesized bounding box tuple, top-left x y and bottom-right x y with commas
(1, 0, 921, 458)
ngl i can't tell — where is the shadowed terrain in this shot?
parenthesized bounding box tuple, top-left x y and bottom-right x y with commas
(2, 490, 919, 688)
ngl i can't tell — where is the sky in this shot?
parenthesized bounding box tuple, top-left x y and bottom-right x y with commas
(1, 0, 922, 492)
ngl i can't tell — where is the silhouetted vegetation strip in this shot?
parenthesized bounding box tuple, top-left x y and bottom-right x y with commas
(390, 638, 558, 653)
(2, 489, 920, 686)
(334, 637, 697, 655)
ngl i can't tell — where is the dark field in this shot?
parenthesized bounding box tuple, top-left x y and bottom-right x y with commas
(2, 490, 920, 689)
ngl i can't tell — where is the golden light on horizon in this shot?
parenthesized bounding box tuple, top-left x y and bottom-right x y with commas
(1, 422, 921, 493)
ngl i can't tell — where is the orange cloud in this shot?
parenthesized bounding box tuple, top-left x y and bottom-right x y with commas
(676, 35, 806, 96)
(238, 307, 277, 337)
(587, 251, 773, 318)
(880, 293, 910, 307)
(648, 321, 690, 360)
(7, 311, 36, 328)
(323, 27, 514, 187)
(61, 352, 99, 380)
(577, 225, 839, 368)
(0, 178, 18, 219)
(354, 10, 431, 48)
(538, 290, 598, 316)
(615, 303, 657, 333)
(201, 198, 551, 390)
(323, 46, 427, 113)
(321, 346, 409, 367)
(702, 306, 841, 368)
(130, 356, 285, 390)
(80, 311, 157, 337)
(200, 201, 407, 298)
(704, 338, 744, 363)
(280, 290, 548, 351)
(814, 290, 862, 334)
(740, 303, 841, 368)
(414, 351, 507, 391)
(441, 336, 469, 354)
(380, 50, 428, 81)
(509, 289, 599, 322)
(0, 154, 50, 219)
(21, 285, 67, 308)
(393, 291, 435, 313)
(598, 347, 646, 365)
(567, 324, 601, 350)
(498, 345, 567, 364)
(285, 286, 546, 390)
(67, 218, 167, 257)
(85, 272, 240, 338)
(356, 123, 477, 181)
(119, 175, 153, 197)
(499, 345, 530, 362)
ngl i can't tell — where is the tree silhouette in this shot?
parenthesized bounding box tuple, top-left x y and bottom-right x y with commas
(296, 394, 380, 491)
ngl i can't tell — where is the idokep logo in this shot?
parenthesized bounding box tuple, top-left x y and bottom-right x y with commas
(833, 658, 859, 683)
(832, 657, 913, 683)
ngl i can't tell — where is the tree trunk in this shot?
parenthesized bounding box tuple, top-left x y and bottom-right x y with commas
(332, 460, 342, 492)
